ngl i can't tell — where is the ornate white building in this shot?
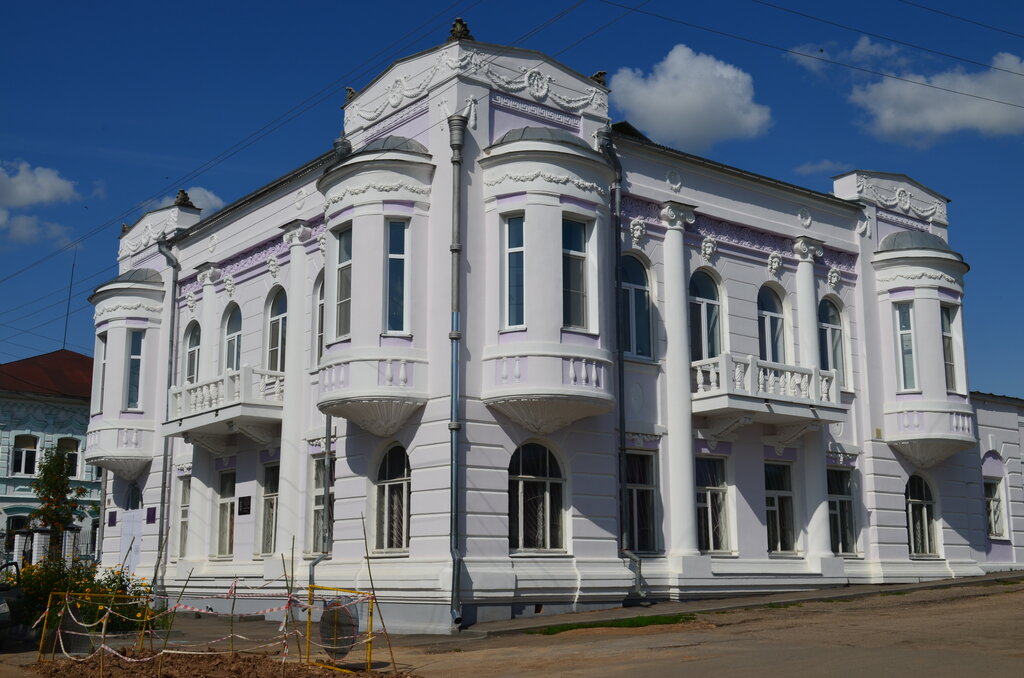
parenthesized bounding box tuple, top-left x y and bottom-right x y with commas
(87, 24, 1024, 633)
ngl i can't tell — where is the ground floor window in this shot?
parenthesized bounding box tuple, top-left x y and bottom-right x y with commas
(375, 446, 411, 552)
(217, 472, 235, 557)
(765, 463, 795, 553)
(312, 456, 335, 554)
(827, 469, 856, 555)
(984, 479, 1004, 539)
(178, 476, 191, 559)
(696, 457, 728, 553)
(261, 465, 279, 554)
(906, 475, 936, 556)
(509, 443, 563, 551)
(625, 452, 657, 553)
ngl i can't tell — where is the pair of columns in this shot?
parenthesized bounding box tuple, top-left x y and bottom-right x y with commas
(658, 202, 832, 564)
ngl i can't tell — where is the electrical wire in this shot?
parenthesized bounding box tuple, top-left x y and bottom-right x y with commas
(894, 0, 1024, 41)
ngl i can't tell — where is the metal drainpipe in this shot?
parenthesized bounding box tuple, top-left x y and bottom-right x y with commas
(309, 414, 333, 587)
(154, 239, 180, 596)
(448, 114, 468, 629)
(95, 470, 108, 561)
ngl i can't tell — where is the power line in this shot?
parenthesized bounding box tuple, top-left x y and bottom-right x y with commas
(598, 0, 1024, 110)
(751, 0, 1024, 78)
(894, 0, 1024, 41)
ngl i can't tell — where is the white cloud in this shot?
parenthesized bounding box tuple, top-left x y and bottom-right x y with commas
(850, 52, 1024, 143)
(794, 159, 852, 176)
(0, 161, 79, 208)
(610, 44, 772, 151)
(0, 211, 72, 246)
(786, 37, 907, 75)
(848, 36, 900, 64)
(153, 186, 225, 213)
(785, 43, 832, 74)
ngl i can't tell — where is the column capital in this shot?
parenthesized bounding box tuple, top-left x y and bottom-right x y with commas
(195, 262, 221, 286)
(280, 219, 312, 246)
(792, 236, 823, 262)
(660, 201, 697, 230)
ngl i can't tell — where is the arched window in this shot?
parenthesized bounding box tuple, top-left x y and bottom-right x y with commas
(508, 443, 564, 550)
(184, 323, 201, 384)
(818, 299, 846, 388)
(757, 286, 785, 363)
(267, 289, 287, 372)
(906, 475, 936, 556)
(619, 256, 652, 358)
(316, 278, 325, 361)
(376, 446, 411, 551)
(224, 305, 241, 372)
(689, 271, 721, 361)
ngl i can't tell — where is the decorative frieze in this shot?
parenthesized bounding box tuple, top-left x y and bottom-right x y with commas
(483, 170, 606, 196)
(856, 175, 946, 223)
(490, 92, 580, 131)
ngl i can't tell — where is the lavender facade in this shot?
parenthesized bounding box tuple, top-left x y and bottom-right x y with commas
(86, 31, 1024, 633)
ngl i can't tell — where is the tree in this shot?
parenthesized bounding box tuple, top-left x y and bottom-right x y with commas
(29, 447, 87, 558)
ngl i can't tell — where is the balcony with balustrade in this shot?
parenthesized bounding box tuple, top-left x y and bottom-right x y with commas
(690, 352, 847, 423)
(163, 365, 284, 454)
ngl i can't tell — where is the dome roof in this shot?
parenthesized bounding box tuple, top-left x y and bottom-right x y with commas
(110, 268, 163, 284)
(358, 135, 428, 154)
(495, 126, 592, 151)
(878, 230, 954, 254)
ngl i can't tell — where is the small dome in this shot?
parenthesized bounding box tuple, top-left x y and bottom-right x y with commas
(878, 230, 953, 253)
(93, 268, 162, 294)
(495, 126, 592, 151)
(359, 135, 428, 154)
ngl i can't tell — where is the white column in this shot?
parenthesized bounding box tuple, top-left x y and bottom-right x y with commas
(792, 237, 833, 565)
(196, 264, 221, 380)
(275, 222, 312, 559)
(31, 529, 50, 564)
(661, 202, 699, 558)
(12, 531, 28, 565)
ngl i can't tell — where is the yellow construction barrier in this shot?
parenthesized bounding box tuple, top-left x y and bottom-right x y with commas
(304, 585, 375, 673)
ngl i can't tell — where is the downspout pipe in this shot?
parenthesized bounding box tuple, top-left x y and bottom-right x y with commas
(154, 238, 180, 596)
(448, 114, 468, 629)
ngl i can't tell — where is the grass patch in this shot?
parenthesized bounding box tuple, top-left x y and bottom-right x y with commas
(880, 590, 908, 596)
(765, 602, 802, 609)
(821, 598, 852, 604)
(528, 613, 697, 635)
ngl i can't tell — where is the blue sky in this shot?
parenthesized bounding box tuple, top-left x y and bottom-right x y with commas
(2, 0, 1022, 396)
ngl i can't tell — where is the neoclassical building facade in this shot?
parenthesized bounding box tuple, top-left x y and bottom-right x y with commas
(87, 28, 1023, 633)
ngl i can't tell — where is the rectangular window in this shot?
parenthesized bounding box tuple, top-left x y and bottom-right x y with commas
(895, 303, 916, 391)
(217, 471, 235, 557)
(562, 219, 587, 329)
(985, 480, 1004, 539)
(178, 477, 191, 558)
(625, 452, 656, 553)
(336, 227, 352, 337)
(827, 469, 856, 555)
(696, 457, 728, 552)
(261, 465, 280, 554)
(386, 221, 407, 333)
(94, 332, 107, 411)
(765, 463, 795, 553)
(506, 215, 525, 327)
(941, 305, 957, 391)
(126, 329, 144, 409)
(312, 457, 336, 554)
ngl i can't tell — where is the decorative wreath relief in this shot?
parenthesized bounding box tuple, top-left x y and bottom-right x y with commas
(525, 69, 552, 98)
(266, 254, 281, 279)
(700, 236, 717, 263)
(629, 217, 647, 249)
(207, 235, 218, 254)
(185, 291, 197, 315)
(666, 169, 683, 193)
(223, 274, 236, 298)
(827, 266, 841, 290)
(798, 206, 812, 228)
(767, 251, 783, 278)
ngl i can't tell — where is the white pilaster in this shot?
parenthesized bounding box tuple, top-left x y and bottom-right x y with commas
(793, 237, 822, 369)
(196, 263, 221, 379)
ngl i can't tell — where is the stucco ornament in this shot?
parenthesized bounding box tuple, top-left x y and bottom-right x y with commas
(827, 266, 841, 290)
(185, 291, 197, 315)
(207, 235, 218, 254)
(701, 236, 717, 263)
(797, 206, 812, 228)
(223, 274, 236, 298)
(666, 169, 683, 193)
(793, 237, 823, 261)
(629, 217, 647, 249)
(267, 254, 281, 279)
(294, 188, 307, 211)
(855, 217, 871, 238)
(317, 232, 327, 254)
(483, 170, 606, 196)
(767, 251, 783, 278)
(855, 175, 946, 223)
(659, 202, 696, 230)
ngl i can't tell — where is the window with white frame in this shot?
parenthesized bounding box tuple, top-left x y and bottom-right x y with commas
(984, 479, 1005, 539)
(94, 332, 107, 410)
(941, 304, 957, 391)
(765, 463, 796, 553)
(906, 475, 936, 556)
(184, 323, 201, 384)
(311, 456, 335, 554)
(261, 465, 279, 554)
(316, 279, 325, 361)
(827, 468, 856, 555)
(224, 305, 241, 372)
(11, 435, 38, 475)
(757, 287, 785, 363)
(619, 256, 652, 358)
(818, 299, 846, 389)
(696, 457, 728, 552)
(894, 302, 916, 391)
(625, 452, 656, 553)
(217, 471, 236, 557)
(505, 215, 525, 327)
(689, 271, 721, 361)
(562, 219, 587, 329)
(375, 446, 411, 552)
(267, 289, 287, 372)
(336, 227, 352, 337)
(386, 220, 407, 333)
(57, 437, 79, 478)
(178, 476, 190, 558)
(125, 329, 144, 409)
(509, 443, 564, 550)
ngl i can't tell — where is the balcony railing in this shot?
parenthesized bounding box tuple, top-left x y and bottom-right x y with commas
(691, 353, 838, 407)
(170, 366, 284, 419)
